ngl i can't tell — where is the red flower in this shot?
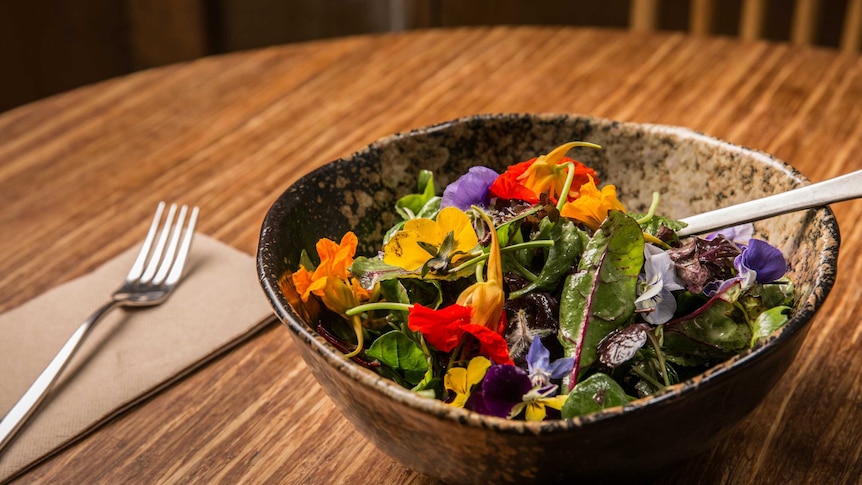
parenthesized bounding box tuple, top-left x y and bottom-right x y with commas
(488, 156, 598, 204)
(408, 304, 471, 352)
(408, 304, 513, 365)
(461, 323, 514, 365)
(488, 161, 541, 203)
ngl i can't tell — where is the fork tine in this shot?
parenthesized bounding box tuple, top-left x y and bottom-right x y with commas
(126, 202, 166, 282)
(153, 205, 188, 285)
(140, 203, 177, 283)
(165, 206, 199, 286)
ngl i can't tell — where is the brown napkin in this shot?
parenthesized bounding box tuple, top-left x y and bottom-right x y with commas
(0, 234, 275, 482)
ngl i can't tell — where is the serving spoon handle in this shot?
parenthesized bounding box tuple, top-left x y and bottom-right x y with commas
(676, 169, 862, 237)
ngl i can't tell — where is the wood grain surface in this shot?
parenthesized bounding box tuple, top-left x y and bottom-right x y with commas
(1, 27, 860, 484)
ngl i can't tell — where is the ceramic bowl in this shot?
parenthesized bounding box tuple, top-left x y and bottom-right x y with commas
(257, 113, 839, 484)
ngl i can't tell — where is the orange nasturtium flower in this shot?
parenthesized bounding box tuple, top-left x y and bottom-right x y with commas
(292, 231, 371, 357)
(444, 356, 491, 408)
(456, 210, 504, 332)
(560, 175, 626, 231)
(488, 142, 599, 204)
(382, 206, 479, 273)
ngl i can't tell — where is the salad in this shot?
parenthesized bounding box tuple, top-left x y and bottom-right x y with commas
(289, 142, 794, 421)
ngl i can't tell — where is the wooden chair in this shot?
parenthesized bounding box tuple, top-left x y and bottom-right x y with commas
(630, 0, 862, 53)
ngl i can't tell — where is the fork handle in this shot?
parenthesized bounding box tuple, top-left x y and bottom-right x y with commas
(0, 299, 121, 453)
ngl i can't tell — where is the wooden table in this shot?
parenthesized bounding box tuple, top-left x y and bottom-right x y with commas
(1, 27, 860, 484)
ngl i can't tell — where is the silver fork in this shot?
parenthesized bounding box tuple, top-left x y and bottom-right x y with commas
(0, 202, 199, 453)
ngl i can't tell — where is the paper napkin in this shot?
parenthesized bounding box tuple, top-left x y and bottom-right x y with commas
(0, 234, 276, 482)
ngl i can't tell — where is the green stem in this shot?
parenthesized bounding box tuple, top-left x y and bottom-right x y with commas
(553, 141, 602, 212)
(346, 301, 412, 316)
(448, 240, 554, 274)
(646, 329, 671, 387)
(507, 258, 538, 282)
(556, 162, 577, 212)
(636, 192, 661, 225)
(474, 259, 486, 283)
(632, 365, 665, 390)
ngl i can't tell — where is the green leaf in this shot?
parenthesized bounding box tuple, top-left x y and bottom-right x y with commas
(631, 212, 687, 237)
(366, 331, 429, 385)
(509, 220, 588, 299)
(558, 211, 644, 383)
(561, 373, 633, 418)
(351, 256, 411, 289)
(750, 305, 792, 346)
(298, 249, 316, 271)
(663, 299, 752, 360)
(395, 170, 436, 220)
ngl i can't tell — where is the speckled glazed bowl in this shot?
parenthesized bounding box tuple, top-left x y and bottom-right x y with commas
(257, 113, 839, 484)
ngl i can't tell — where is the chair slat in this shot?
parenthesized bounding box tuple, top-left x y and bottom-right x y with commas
(630, 0, 660, 32)
(842, 0, 862, 52)
(791, 0, 822, 46)
(739, 0, 767, 40)
(689, 0, 714, 35)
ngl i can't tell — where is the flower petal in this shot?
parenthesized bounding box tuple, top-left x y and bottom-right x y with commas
(407, 304, 471, 352)
(441, 166, 499, 210)
(462, 324, 513, 365)
(526, 336, 551, 374)
(741, 238, 787, 283)
(477, 364, 532, 418)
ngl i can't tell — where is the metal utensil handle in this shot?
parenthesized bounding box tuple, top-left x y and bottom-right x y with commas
(677, 169, 862, 237)
(0, 300, 119, 453)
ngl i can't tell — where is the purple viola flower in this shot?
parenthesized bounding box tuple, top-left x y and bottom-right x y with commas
(635, 244, 685, 324)
(441, 166, 500, 210)
(526, 337, 574, 388)
(470, 364, 532, 418)
(736, 238, 786, 283)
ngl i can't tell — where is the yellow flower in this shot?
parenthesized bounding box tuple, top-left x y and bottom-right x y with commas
(509, 387, 569, 421)
(560, 175, 626, 231)
(444, 356, 491, 408)
(382, 207, 479, 272)
(456, 209, 504, 331)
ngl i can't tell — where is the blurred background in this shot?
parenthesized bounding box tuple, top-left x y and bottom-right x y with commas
(0, 0, 857, 113)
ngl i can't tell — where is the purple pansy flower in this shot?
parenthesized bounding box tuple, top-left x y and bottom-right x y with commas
(526, 337, 574, 388)
(470, 364, 533, 418)
(441, 166, 499, 210)
(736, 238, 786, 283)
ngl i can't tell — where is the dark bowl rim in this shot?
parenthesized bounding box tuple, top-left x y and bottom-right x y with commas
(257, 112, 840, 435)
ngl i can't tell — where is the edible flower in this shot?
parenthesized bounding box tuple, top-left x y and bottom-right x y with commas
(444, 356, 491, 408)
(525, 337, 574, 388)
(559, 175, 626, 231)
(736, 238, 787, 284)
(488, 142, 599, 204)
(292, 232, 371, 357)
(441, 166, 499, 210)
(455, 209, 505, 332)
(635, 244, 685, 324)
(474, 364, 567, 421)
(382, 207, 479, 274)
(390, 208, 511, 364)
(292, 231, 370, 309)
(407, 304, 513, 364)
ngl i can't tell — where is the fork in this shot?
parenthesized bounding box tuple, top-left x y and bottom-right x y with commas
(0, 202, 199, 453)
